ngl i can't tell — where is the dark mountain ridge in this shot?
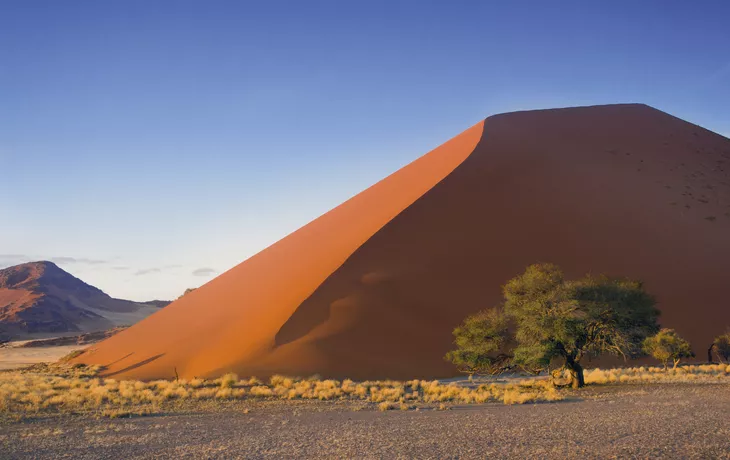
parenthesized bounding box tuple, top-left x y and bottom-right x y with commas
(0, 261, 169, 340)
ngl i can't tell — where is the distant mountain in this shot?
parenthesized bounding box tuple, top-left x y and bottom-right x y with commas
(138, 300, 173, 309)
(0, 261, 169, 340)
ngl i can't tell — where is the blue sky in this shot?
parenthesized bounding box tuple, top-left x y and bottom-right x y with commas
(1, 1, 729, 300)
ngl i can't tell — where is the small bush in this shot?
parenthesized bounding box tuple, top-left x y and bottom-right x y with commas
(378, 401, 396, 411)
(643, 329, 694, 369)
(713, 331, 730, 362)
(445, 308, 512, 376)
(219, 373, 239, 388)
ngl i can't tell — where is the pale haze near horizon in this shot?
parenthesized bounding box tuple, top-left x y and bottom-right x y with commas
(2, 1, 728, 301)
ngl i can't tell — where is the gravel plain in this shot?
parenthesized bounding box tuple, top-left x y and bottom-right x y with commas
(2, 383, 730, 459)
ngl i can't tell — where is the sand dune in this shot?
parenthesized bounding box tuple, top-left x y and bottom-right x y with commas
(77, 104, 730, 380)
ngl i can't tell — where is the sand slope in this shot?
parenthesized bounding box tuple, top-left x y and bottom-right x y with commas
(77, 104, 730, 380)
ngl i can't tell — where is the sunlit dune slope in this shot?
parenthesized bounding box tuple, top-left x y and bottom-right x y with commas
(76, 121, 485, 379)
(77, 104, 730, 380)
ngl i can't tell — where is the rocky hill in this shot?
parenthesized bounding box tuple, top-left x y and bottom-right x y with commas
(0, 261, 169, 340)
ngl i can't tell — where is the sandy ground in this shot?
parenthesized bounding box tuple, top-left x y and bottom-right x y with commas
(0, 345, 85, 371)
(2, 383, 729, 459)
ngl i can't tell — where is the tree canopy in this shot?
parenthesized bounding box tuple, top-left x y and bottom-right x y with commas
(642, 328, 694, 369)
(446, 263, 661, 388)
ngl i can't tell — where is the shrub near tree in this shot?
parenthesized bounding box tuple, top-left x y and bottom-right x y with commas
(642, 329, 694, 369)
(712, 331, 730, 363)
(444, 308, 512, 376)
(446, 263, 661, 388)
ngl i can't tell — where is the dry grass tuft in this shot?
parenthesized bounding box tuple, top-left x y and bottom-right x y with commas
(378, 401, 396, 411)
(99, 406, 157, 418)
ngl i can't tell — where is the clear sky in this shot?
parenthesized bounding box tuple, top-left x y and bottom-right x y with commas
(1, 1, 729, 301)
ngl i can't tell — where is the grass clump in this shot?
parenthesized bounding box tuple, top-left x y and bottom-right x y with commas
(378, 401, 396, 411)
(99, 406, 157, 418)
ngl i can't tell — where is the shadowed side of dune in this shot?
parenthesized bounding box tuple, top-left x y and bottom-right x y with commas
(75, 121, 485, 379)
(255, 104, 730, 380)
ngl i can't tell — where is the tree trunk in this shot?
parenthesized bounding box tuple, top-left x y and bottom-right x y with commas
(565, 357, 585, 388)
(708, 344, 715, 364)
(672, 358, 680, 370)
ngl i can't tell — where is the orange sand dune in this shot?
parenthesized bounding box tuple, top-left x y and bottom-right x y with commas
(77, 104, 730, 380)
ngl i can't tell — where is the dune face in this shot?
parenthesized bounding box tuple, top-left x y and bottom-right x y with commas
(77, 104, 730, 380)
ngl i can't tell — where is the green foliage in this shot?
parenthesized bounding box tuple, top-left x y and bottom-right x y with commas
(446, 263, 661, 388)
(712, 331, 730, 363)
(444, 308, 511, 375)
(504, 264, 660, 386)
(643, 329, 694, 368)
(502, 263, 574, 373)
(571, 274, 662, 361)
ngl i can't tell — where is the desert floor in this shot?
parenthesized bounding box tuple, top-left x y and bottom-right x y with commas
(0, 345, 84, 371)
(2, 383, 729, 459)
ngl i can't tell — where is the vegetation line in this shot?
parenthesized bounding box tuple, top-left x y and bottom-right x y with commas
(2, 362, 729, 418)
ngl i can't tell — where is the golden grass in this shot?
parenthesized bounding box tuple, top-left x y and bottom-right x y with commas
(0, 365, 565, 416)
(3, 362, 728, 417)
(99, 406, 157, 418)
(583, 363, 730, 385)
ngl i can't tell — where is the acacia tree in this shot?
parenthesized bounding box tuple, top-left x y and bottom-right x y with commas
(446, 263, 660, 388)
(642, 329, 694, 369)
